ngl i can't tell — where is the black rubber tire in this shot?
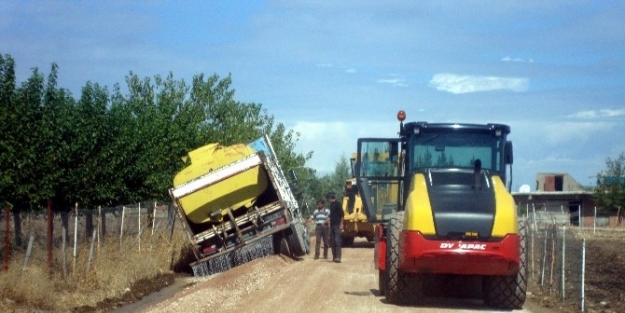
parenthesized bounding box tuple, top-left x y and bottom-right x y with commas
(279, 236, 291, 257)
(484, 218, 528, 309)
(286, 222, 308, 257)
(384, 212, 413, 305)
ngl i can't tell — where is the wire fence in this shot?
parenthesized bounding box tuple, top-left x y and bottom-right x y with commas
(525, 211, 625, 312)
(1, 202, 177, 273)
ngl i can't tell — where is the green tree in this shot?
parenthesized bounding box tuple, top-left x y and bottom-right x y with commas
(70, 82, 115, 206)
(0, 54, 17, 202)
(288, 166, 320, 217)
(39, 64, 77, 210)
(318, 154, 351, 203)
(193, 74, 269, 145)
(594, 152, 625, 212)
(10, 66, 46, 209)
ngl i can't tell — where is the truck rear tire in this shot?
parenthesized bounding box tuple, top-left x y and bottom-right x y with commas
(385, 212, 414, 305)
(279, 236, 291, 256)
(286, 222, 308, 257)
(484, 218, 528, 309)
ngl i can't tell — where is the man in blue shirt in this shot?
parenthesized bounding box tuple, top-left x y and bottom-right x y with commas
(308, 199, 330, 259)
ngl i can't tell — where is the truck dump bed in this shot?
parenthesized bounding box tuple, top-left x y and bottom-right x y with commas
(169, 135, 309, 276)
(172, 142, 268, 224)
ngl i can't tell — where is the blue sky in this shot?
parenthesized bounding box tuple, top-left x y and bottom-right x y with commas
(2, 1, 624, 191)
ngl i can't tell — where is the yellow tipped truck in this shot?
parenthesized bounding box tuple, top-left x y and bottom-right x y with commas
(169, 135, 309, 276)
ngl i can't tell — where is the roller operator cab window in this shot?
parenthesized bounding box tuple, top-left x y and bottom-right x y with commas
(409, 132, 504, 174)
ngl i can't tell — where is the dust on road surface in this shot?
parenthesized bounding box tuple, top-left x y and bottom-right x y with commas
(120, 238, 553, 313)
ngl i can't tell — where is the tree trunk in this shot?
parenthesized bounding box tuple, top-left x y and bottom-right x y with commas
(12, 206, 22, 248)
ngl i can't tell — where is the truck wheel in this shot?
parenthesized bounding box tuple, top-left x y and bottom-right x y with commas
(385, 212, 413, 305)
(286, 222, 308, 257)
(378, 269, 386, 296)
(484, 218, 528, 309)
(278, 235, 291, 256)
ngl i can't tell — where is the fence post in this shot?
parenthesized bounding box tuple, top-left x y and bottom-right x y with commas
(62, 227, 67, 279)
(73, 202, 78, 271)
(533, 203, 538, 231)
(100, 205, 106, 237)
(47, 199, 53, 276)
(97, 206, 101, 245)
(23, 235, 34, 270)
(581, 238, 586, 312)
(152, 202, 157, 236)
(593, 206, 597, 235)
(4, 205, 10, 272)
(138, 203, 141, 251)
(541, 228, 548, 286)
(87, 228, 97, 272)
(578, 204, 582, 231)
(561, 225, 566, 301)
(96, 206, 101, 255)
(120, 206, 126, 248)
(530, 216, 535, 281)
(550, 223, 556, 293)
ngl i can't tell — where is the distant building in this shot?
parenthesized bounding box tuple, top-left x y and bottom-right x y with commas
(512, 173, 622, 228)
(535, 172, 584, 192)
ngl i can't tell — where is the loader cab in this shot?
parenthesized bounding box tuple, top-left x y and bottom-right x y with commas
(354, 138, 404, 223)
(355, 111, 513, 224)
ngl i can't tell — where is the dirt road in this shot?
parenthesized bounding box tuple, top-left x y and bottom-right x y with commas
(124, 238, 553, 313)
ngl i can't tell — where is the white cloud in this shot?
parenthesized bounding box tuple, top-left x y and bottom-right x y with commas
(602, 109, 625, 117)
(343, 67, 356, 74)
(567, 109, 625, 119)
(501, 56, 534, 63)
(429, 73, 529, 94)
(377, 78, 408, 87)
(315, 64, 356, 74)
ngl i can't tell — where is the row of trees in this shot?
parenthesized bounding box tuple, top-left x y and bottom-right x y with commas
(594, 152, 625, 212)
(0, 54, 349, 214)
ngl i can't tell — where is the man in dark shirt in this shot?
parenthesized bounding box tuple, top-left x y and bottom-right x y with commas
(326, 192, 344, 263)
